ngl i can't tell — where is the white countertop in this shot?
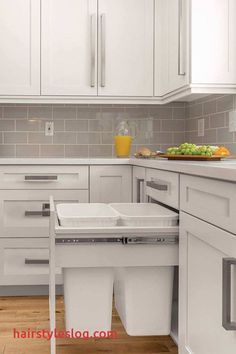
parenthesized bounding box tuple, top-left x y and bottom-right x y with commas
(0, 157, 236, 182)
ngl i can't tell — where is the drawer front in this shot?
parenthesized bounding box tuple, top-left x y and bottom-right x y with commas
(180, 175, 236, 234)
(0, 166, 88, 189)
(146, 169, 179, 209)
(0, 238, 62, 286)
(0, 189, 88, 237)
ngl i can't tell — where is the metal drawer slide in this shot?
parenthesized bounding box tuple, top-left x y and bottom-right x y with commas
(55, 235, 178, 245)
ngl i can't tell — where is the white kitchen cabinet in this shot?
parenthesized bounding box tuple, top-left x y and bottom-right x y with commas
(90, 166, 132, 203)
(0, 0, 40, 95)
(155, 0, 188, 96)
(191, 0, 236, 85)
(41, 0, 98, 95)
(155, 0, 236, 100)
(98, 0, 154, 97)
(0, 190, 88, 238)
(0, 238, 62, 286)
(132, 166, 146, 203)
(179, 212, 236, 354)
(42, 0, 153, 97)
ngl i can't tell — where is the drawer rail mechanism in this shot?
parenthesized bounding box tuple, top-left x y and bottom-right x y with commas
(55, 235, 178, 245)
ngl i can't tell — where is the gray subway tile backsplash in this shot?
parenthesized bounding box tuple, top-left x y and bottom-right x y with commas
(0, 97, 235, 157)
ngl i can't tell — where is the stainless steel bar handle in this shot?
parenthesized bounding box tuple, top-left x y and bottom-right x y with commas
(101, 13, 106, 87)
(137, 178, 144, 203)
(146, 180, 168, 191)
(222, 257, 236, 331)
(25, 175, 58, 181)
(25, 203, 50, 217)
(178, 0, 185, 76)
(90, 14, 96, 87)
(25, 259, 49, 265)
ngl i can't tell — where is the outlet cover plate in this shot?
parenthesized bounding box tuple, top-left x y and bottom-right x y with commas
(198, 118, 205, 137)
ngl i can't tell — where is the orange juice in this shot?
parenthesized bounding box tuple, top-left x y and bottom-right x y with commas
(114, 136, 132, 157)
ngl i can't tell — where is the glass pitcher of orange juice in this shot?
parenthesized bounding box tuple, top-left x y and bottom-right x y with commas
(114, 121, 133, 158)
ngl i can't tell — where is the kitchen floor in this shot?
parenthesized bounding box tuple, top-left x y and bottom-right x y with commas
(0, 296, 178, 354)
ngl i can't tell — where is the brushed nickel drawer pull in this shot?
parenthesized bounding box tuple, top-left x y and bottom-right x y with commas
(90, 14, 96, 87)
(146, 180, 168, 191)
(101, 13, 106, 87)
(25, 259, 49, 265)
(222, 258, 236, 331)
(24, 175, 58, 181)
(25, 203, 50, 217)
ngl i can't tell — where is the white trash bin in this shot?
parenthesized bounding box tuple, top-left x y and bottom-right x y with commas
(57, 203, 119, 332)
(63, 267, 114, 332)
(110, 203, 178, 336)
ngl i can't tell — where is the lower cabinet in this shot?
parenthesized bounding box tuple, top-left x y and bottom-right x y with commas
(132, 166, 146, 203)
(90, 165, 132, 203)
(0, 238, 62, 285)
(179, 212, 236, 354)
(0, 189, 88, 237)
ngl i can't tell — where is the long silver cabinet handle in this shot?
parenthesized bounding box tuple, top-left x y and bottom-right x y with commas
(222, 258, 236, 331)
(137, 178, 144, 203)
(24, 175, 58, 181)
(146, 180, 168, 191)
(90, 14, 96, 87)
(101, 13, 106, 87)
(178, 0, 185, 76)
(25, 259, 49, 265)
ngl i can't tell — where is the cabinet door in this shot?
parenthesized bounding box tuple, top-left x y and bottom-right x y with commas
(191, 0, 236, 85)
(0, 0, 40, 95)
(41, 0, 98, 95)
(90, 166, 132, 203)
(0, 238, 62, 286)
(98, 0, 154, 97)
(0, 190, 88, 238)
(179, 212, 236, 354)
(155, 0, 188, 96)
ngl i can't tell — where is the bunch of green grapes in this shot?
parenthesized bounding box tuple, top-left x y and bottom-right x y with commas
(167, 143, 215, 156)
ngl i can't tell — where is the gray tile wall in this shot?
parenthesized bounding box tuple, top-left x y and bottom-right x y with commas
(185, 94, 236, 153)
(0, 103, 185, 157)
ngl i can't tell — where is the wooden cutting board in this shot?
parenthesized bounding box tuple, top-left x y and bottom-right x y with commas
(159, 154, 224, 161)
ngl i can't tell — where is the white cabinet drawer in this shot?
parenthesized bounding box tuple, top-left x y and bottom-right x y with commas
(0, 166, 88, 189)
(0, 238, 61, 286)
(0, 190, 88, 237)
(180, 175, 236, 234)
(146, 169, 179, 209)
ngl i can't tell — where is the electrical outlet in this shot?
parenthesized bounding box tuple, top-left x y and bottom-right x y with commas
(45, 121, 54, 136)
(229, 111, 236, 132)
(198, 118, 205, 137)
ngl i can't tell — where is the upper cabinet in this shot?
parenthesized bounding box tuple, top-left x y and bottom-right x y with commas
(155, 0, 236, 100)
(41, 0, 98, 96)
(97, 0, 154, 96)
(0, 0, 236, 102)
(155, 0, 188, 96)
(191, 0, 236, 85)
(42, 0, 154, 97)
(0, 0, 40, 95)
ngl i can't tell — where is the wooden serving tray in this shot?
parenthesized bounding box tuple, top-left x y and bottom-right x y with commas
(159, 154, 223, 161)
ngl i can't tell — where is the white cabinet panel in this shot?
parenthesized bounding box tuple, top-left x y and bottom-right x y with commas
(0, 0, 40, 95)
(90, 166, 132, 203)
(180, 175, 236, 234)
(191, 0, 236, 85)
(98, 0, 154, 97)
(42, 0, 98, 95)
(155, 0, 188, 96)
(0, 190, 88, 237)
(179, 212, 236, 354)
(146, 169, 179, 209)
(0, 238, 62, 285)
(0, 166, 88, 189)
